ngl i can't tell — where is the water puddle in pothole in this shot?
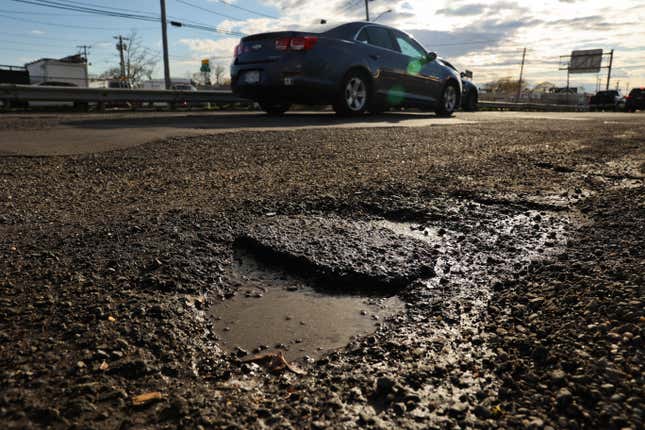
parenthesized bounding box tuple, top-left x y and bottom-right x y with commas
(211, 249, 404, 361)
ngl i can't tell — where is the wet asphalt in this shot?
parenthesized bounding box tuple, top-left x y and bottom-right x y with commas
(0, 112, 643, 429)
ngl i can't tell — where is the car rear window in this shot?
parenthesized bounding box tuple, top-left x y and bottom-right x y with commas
(629, 89, 643, 96)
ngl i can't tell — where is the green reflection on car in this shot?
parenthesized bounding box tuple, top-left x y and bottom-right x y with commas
(387, 84, 406, 105)
(407, 59, 422, 75)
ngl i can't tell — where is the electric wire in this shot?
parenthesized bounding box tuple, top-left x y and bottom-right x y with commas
(175, 0, 243, 21)
(208, 0, 278, 19)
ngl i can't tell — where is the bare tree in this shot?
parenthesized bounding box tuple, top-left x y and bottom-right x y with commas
(99, 31, 158, 86)
(124, 31, 158, 86)
(212, 63, 226, 86)
(483, 77, 528, 94)
(98, 67, 121, 80)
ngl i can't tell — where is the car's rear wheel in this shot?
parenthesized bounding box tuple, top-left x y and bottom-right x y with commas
(334, 70, 370, 116)
(435, 83, 459, 117)
(260, 102, 290, 116)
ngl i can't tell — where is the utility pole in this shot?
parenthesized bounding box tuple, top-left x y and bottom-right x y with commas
(364, 0, 370, 21)
(77, 45, 91, 87)
(160, 0, 171, 90)
(605, 49, 614, 90)
(516, 47, 526, 102)
(77, 45, 90, 62)
(114, 35, 129, 80)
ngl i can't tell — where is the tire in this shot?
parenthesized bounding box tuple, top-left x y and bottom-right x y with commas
(435, 82, 459, 117)
(334, 70, 370, 116)
(260, 102, 290, 116)
(462, 92, 478, 112)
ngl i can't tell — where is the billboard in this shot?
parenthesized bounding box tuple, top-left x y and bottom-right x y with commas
(569, 49, 603, 74)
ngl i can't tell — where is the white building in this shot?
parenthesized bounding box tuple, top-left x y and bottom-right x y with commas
(25, 54, 88, 88)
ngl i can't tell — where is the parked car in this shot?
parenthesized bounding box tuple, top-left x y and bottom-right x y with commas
(625, 87, 645, 112)
(231, 22, 462, 116)
(171, 83, 199, 108)
(436, 59, 478, 111)
(589, 90, 625, 111)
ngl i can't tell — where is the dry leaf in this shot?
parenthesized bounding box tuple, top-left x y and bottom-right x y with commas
(107, 316, 116, 322)
(132, 391, 163, 406)
(241, 351, 306, 375)
(99, 361, 109, 371)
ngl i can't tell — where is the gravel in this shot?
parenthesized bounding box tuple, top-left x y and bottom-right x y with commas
(0, 116, 643, 429)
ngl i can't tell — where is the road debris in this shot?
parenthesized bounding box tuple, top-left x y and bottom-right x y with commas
(241, 351, 307, 375)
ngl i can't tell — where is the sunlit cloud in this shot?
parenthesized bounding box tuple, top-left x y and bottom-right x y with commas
(174, 0, 645, 89)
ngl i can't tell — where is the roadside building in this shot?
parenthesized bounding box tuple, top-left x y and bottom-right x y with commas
(25, 54, 88, 88)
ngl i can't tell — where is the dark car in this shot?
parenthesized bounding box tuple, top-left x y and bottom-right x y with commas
(231, 22, 462, 116)
(460, 79, 478, 111)
(589, 90, 625, 111)
(437, 59, 478, 111)
(626, 87, 645, 112)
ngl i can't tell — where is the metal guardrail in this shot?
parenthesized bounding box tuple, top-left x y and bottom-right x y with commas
(1, 84, 587, 112)
(478, 100, 588, 112)
(0, 84, 246, 106)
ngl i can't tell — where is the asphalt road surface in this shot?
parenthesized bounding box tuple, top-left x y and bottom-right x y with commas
(0, 111, 643, 429)
(0, 110, 640, 155)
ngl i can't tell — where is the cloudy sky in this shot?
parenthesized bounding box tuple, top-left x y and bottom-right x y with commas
(2, 0, 644, 91)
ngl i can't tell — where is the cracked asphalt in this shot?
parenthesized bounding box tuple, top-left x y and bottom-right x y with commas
(0, 111, 643, 429)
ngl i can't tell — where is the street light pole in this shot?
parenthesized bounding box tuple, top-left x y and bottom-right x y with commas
(160, 0, 171, 90)
(605, 49, 614, 91)
(373, 9, 392, 22)
(364, 0, 370, 21)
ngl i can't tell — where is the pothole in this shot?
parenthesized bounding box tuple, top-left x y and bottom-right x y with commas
(211, 248, 404, 361)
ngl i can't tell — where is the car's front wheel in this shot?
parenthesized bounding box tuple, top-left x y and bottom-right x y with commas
(334, 70, 370, 116)
(462, 91, 478, 112)
(260, 102, 290, 116)
(435, 83, 459, 117)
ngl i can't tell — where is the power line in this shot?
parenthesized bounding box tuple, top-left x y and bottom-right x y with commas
(0, 38, 83, 49)
(0, 8, 87, 16)
(0, 12, 157, 30)
(8, 0, 245, 36)
(175, 0, 243, 21)
(169, 21, 245, 37)
(8, 0, 160, 22)
(209, 0, 278, 20)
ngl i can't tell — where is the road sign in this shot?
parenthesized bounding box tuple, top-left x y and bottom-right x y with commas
(200, 58, 210, 73)
(569, 49, 603, 74)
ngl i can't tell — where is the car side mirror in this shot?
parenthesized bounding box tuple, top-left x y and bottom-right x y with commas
(425, 52, 437, 63)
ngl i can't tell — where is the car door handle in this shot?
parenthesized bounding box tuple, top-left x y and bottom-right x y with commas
(369, 54, 380, 60)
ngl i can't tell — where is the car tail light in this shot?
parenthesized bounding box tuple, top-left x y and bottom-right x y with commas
(626, 95, 631, 99)
(275, 37, 290, 51)
(290, 36, 318, 51)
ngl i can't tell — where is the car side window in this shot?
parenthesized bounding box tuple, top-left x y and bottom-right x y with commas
(395, 33, 426, 59)
(356, 28, 368, 43)
(365, 27, 396, 51)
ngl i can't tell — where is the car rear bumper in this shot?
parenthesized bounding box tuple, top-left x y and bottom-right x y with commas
(231, 59, 336, 104)
(626, 100, 645, 110)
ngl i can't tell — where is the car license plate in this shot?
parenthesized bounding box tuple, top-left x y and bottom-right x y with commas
(242, 71, 260, 84)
